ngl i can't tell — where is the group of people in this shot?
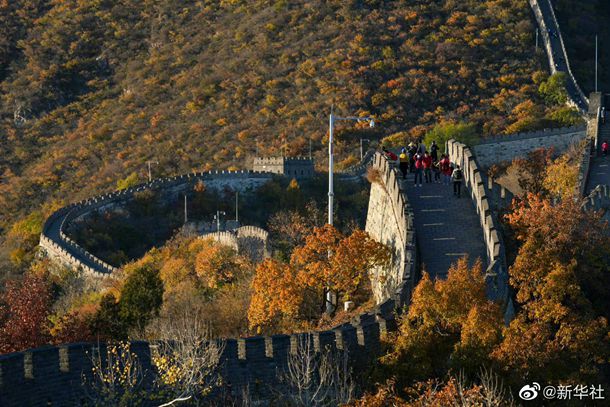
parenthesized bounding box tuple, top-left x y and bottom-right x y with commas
(382, 141, 464, 197)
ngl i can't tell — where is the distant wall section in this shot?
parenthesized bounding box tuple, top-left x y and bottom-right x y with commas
(472, 125, 586, 168)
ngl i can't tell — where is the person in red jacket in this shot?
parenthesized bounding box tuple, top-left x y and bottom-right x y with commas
(440, 154, 452, 185)
(413, 153, 423, 186)
(422, 152, 433, 183)
(602, 140, 609, 157)
(382, 146, 398, 162)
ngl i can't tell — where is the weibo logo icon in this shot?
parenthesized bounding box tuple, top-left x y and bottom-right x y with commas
(519, 382, 541, 401)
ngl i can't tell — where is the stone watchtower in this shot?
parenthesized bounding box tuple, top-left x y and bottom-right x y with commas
(252, 157, 314, 179)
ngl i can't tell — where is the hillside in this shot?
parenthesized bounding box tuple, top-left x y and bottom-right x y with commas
(0, 0, 575, 272)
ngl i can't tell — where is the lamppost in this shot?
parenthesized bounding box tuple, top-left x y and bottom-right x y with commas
(146, 160, 159, 182)
(214, 210, 226, 233)
(328, 112, 374, 226)
(360, 138, 371, 160)
(326, 111, 374, 314)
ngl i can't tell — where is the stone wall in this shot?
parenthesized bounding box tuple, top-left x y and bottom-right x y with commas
(0, 303, 401, 405)
(472, 125, 586, 168)
(447, 140, 509, 304)
(39, 170, 275, 276)
(365, 153, 417, 304)
(529, 0, 588, 110)
(200, 226, 270, 263)
(252, 157, 314, 179)
(582, 184, 610, 213)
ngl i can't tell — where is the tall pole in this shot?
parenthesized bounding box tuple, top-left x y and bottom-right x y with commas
(328, 112, 334, 226)
(535, 29, 539, 51)
(309, 139, 312, 159)
(184, 195, 188, 224)
(235, 192, 239, 222)
(595, 35, 597, 92)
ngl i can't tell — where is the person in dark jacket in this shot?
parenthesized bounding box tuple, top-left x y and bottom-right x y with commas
(451, 164, 463, 197)
(399, 148, 409, 179)
(430, 141, 439, 161)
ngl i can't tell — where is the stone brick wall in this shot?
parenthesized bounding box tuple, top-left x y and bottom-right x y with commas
(39, 170, 275, 276)
(365, 153, 417, 304)
(252, 157, 314, 179)
(529, 0, 588, 110)
(582, 184, 610, 213)
(447, 140, 509, 304)
(200, 226, 270, 263)
(472, 125, 586, 168)
(0, 311, 399, 405)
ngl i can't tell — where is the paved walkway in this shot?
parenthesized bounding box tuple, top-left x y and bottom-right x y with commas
(401, 172, 487, 279)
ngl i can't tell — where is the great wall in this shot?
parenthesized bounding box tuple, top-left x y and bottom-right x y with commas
(2, 0, 610, 405)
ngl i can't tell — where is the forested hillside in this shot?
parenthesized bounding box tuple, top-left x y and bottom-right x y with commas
(0, 0, 576, 273)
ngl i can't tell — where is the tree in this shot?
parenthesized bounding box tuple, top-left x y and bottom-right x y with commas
(423, 122, 479, 153)
(538, 72, 569, 106)
(0, 273, 52, 353)
(291, 225, 390, 311)
(248, 225, 390, 332)
(511, 147, 553, 195)
(248, 258, 303, 330)
(194, 239, 242, 289)
(493, 195, 610, 384)
(379, 258, 502, 386)
(119, 264, 164, 334)
(542, 151, 578, 200)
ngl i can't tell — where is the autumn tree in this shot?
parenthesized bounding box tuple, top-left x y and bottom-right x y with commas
(248, 225, 390, 332)
(493, 195, 610, 384)
(542, 149, 579, 201)
(0, 273, 52, 353)
(194, 239, 244, 289)
(511, 147, 554, 195)
(379, 258, 503, 387)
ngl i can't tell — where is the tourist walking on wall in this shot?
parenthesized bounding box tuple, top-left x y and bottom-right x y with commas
(399, 148, 409, 178)
(417, 139, 426, 155)
(408, 143, 417, 172)
(382, 146, 398, 162)
(414, 153, 423, 187)
(433, 159, 441, 183)
(602, 140, 609, 157)
(452, 164, 463, 197)
(430, 141, 439, 161)
(440, 154, 452, 185)
(422, 152, 433, 183)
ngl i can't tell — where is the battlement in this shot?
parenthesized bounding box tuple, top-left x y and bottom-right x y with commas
(252, 156, 314, 179)
(447, 140, 509, 305)
(582, 184, 610, 212)
(473, 126, 586, 168)
(365, 152, 417, 304)
(39, 170, 276, 276)
(0, 310, 397, 405)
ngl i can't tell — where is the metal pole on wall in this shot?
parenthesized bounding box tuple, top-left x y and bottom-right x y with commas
(184, 195, 187, 224)
(595, 35, 597, 92)
(235, 192, 239, 223)
(328, 111, 334, 226)
(536, 28, 539, 51)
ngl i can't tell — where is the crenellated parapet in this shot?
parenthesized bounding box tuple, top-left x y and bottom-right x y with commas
(582, 184, 610, 213)
(472, 125, 586, 168)
(365, 152, 418, 305)
(39, 170, 276, 276)
(0, 307, 397, 405)
(528, 0, 588, 112)
(200, 226, 270, 263)
(446, 140, 509, 305)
